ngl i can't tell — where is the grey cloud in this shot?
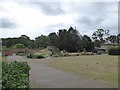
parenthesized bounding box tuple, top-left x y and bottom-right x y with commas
(30, 2, 64, 16)
(0, 18, 17, 28)
(67, 2, 109, 16)
(1, 1, 117, 39)
(94, 18, 104, 25)
(77, 17, 92, 26)
(77, 16, 104, 27)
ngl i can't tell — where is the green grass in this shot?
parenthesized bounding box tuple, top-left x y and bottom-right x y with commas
(46, 55, 118, 87)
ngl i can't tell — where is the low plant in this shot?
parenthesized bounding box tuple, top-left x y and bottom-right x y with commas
(16, 51, 26, 56)
(2, 61, 30, 89)
(27, 54, 45, 59)
(32, 54, 45, 59)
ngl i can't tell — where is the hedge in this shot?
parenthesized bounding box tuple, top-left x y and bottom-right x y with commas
(108, 46, 120, 55)
(2, 61, 30, 89)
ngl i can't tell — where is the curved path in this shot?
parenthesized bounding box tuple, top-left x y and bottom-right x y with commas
(7, 55, 115, 88)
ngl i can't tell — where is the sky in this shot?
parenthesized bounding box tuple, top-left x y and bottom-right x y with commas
(0, 0, 119, 39)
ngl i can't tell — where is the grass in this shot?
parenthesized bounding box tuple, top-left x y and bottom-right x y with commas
(46, 54, 118, 87)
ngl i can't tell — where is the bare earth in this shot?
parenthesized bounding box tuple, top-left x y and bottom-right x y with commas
(7, 55, 115, 88)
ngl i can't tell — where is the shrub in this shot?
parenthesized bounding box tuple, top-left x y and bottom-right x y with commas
(13, 43, 25, 49)
(16, 51, 26, 56)
(27, 54, 45, 59)
(2, 46, 10, 50)
(108, 46, 120, 55)
(2, 61, 30, 89)
(33, 54, 45, 59)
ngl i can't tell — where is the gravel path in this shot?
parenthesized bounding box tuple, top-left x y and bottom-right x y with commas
(7, 55, 115, 88)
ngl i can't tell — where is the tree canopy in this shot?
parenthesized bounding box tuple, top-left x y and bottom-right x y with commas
(2, 27, 118, 52)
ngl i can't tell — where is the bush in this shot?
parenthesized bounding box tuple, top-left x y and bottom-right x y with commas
(33, 54, 45, 59)
(108, 46, 120, 55)
(2, 61, 30, 89)
(2, 46, 10, 50)
(13, 43, 25, 49)
(16, 51, 26, 56)
(27, 54, 45, 59)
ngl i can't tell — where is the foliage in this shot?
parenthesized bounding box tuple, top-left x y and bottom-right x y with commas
(2, 46, 10, 50)
(92, 29, 109, 47)
(2, 61, 30, 89)
(2, 35, 30, 48)
(2, 27, 119, 53)
(35, 35, 49, 48)
(48, 27, 83, 52)
(27, 54, 45, 59)
(117, 33, 120, 44)
(13, 43, 26, 49)
(48, 33, 59, 48)
(82, 35, 94, 52)
(108, 46, 120, 55)
(32, 54, 45, 59)
(16, 51, 26, 56)
(106, 35, 117, 43)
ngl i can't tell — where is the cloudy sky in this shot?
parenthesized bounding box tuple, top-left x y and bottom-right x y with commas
(0, 0, 119, 39)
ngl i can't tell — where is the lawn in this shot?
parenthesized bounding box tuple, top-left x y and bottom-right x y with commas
(46, 54, 118, 87)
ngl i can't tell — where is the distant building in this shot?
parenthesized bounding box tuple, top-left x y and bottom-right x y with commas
(95, 42, 118, 53)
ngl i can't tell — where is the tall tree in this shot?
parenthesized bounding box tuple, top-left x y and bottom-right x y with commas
(35, 35, 49, 48)
(48, 32, 59, 47)
(82, 35, 94, 52)
(67, 27, 83, 52)
(58, 29, 68, 50)
(57, 27, 83, 52)
(92, 29, 107, 47)
(92, 29, 105, 42)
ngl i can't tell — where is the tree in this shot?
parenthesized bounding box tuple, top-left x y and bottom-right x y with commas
(57, 27, 83, 52)
(35, 35, 49, 48)
(117, 33, 120, 44)
(2, 46, 9, 50)
(28, 40, 35, 49)
(58, 29, 68, 50)
(48, 32, 59, 47)
(20, 35, 30, 40)
(92, 29, 105, 42)
(82, 35, 94, 52)
(106, 35, 117, 43)
(19, 35, 30, 47)
(2, 35, 31, 48)
(67, 27, 83, 52)
(2, 38, 13, 48)
(92, 29, 109, 47)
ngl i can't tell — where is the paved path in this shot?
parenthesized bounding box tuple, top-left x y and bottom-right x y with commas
(7, 55, 115, 88)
